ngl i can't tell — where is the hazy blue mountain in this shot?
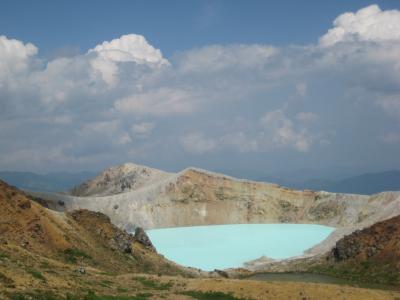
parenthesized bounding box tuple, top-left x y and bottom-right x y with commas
(265, 171, 400, 195)
(0, 171, 96, 192)
(322, 170, 400, 195)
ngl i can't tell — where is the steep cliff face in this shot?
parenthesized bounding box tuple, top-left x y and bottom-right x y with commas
(70, 162, 173, 196)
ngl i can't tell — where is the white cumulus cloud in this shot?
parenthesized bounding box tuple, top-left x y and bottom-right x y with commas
(88, 34, 169, 86)
(0, 35, 37, 82)
(320, 4, 400, 47)
(90, 34, 168, 65)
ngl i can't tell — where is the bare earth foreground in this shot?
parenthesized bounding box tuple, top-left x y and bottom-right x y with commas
(1, 163, 400, 299)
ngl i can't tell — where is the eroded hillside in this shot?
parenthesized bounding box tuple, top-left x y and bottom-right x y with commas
(0, 180, 199, 298)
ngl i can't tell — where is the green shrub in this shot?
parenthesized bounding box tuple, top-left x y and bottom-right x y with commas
(27, 268, 46, 281)
(63, 248, 92, 264)
(0, 251, 9, 260)
(83, 291, 152, 300)
(134, 276, 173, 290)
(181, 291, 250, 300)
(10, 291, 59, 300)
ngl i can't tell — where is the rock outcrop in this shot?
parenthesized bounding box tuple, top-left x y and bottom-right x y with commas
(307, 215, 400, 286)
(330, 215, 400, 262)
(69, 209, 135, 254)
(134, 227, 156, 252)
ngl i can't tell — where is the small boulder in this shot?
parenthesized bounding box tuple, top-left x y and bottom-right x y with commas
(134, 227, 156, 252)
(20, 240, 29, 248)
(18, 199, 31, 209)
(75, 266, 86, 274)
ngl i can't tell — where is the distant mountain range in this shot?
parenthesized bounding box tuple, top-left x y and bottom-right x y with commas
(0, 168, 399, 195)
(260, 170, 400, 195)
(0, 171, 96, 192)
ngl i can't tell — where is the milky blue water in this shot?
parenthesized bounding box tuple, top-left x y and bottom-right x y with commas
(146, 224, 335, 271)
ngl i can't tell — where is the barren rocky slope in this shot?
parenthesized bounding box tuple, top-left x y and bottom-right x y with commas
(320, 214, 400, 285)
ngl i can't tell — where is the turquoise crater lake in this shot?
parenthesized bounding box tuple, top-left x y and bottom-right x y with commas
(146, 224, 335, 271)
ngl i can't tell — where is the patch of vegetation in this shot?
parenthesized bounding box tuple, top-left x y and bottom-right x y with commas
(134, 276, 173, 290)
(40, 260, 51, 268)
(98, 280, 113, 287)
(309, 262, 400, 286)
(97, 271, 115, 276)
(82, 291, 152, 300)
(27, 268, 46, 281)
(8, 292, 152, 300)
(181, 291, 251, 300)
(63, 248, 92, 264)
(0, 251, 9, 260)
(0, 271, 15, 287)
(133, 294, 152, 300)
(360, 261, 372, 270)
(10, 291, 59, 300)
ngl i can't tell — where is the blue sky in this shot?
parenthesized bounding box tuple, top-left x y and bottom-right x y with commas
(1, 0, 398, 57)
(1, 1, 400, 179)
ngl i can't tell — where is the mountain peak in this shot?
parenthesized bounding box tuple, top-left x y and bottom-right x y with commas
(70, 162, 174, 196)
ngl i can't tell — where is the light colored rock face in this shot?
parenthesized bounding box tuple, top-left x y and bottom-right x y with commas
(33, 167, 400, 231)
(30, 164, 400, 270)
(70, 162, 173, 196)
